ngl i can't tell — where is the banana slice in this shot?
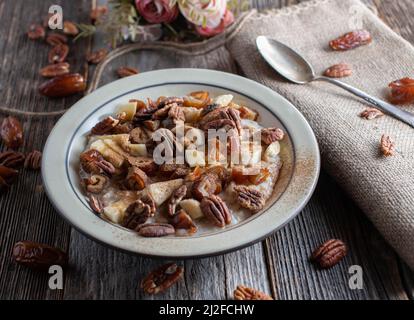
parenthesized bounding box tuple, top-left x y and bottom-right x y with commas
(240, 142, 262, 166)
(179, 199, 204, 220)
(213, 94, 233, 106)
(182, 107, 202, 123)
(185, 128, 205, 148)
(263, 141, 281, 163)
(102, 200, 130, 224)
(128, 143, 148, 157)
(90, 139, 124, 168)
(185, 149, 206, 167)
(147, 179, 184, 206)
(117, 102, 137, 121)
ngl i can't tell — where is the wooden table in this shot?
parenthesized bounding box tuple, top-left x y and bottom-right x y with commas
(0, 0, 413, 300)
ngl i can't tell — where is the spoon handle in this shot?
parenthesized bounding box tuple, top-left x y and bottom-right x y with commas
(315, 76, 414, 128)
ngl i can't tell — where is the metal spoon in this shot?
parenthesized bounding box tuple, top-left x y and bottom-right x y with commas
(256, 35, 414, 128)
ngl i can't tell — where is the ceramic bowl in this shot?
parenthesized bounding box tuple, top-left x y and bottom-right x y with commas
(42, 68, 320, 258)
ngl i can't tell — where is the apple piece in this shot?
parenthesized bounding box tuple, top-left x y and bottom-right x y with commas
(147, 179, 184, 206)
(117, 102, 137, 121)
(213, 94, 233, 106)
(179, 199, 204, 220)
(263, 141, 281, 162)
(185, 149, 206, 167)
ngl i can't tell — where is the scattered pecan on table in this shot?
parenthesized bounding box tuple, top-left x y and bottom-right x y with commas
(0, 151, 25, 168)
(310, 239, 347, 269)
(324, 63, 352, 78)
(48, 43, 69, 63)
(117, 66, 139, 78)
(234, 285, 273, 300)
(1, 116, 23, 149)
(24, 150, 42, 170)
(40, 62, 70, 78)
(359, 108, 384, 120)
(86, 48, 108, 64)
(46, 33, 68, 46)
(141, 263, 184, 295)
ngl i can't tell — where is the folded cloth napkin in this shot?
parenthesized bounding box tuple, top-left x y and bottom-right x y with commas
(226, 0, 414, 269)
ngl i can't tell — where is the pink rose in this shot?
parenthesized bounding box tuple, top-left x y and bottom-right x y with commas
(195, 9, 234, 37)
(135, 0, 179, 24)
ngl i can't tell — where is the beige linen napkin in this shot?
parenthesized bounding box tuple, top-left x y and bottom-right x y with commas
(226, 0, 414, 269)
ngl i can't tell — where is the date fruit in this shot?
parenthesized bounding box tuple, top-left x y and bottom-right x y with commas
(12, 241, 68, 270)
(117, 66, 139, 78)
(1, 116, 23, 149)
(0, 151, 25, 168)
(48, 44, 69, 63)
(39, 73, 86, 98)
(329, 30, 372, 51)
(141, 263, 184, 295)
(40, 62, 70, 78)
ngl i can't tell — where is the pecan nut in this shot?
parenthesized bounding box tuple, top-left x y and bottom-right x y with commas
(141, 263, 184, 295)
(117, 66, 139, 78)
(80, 149, 115, 175)
(1, 116, 23, 149)
(85, 174, 107, 193)
(63, 21, 79, 36)
(126, 166, 148, 190)
(200, 195, 231, 227)
(380, 135, 395, 157)
(234, 185, 265, 212)
(27, 24, 45, 40)
(261, 128, 284, 145)
(170, 209, 197, 234)
(86, 48, 108, 64)
(324, 63, 352, 78)
(0, 151, 25, 168)
(360, 108, 384, 120)
(12, 241, 68, 270)
(167, 185, 187, 216)
(157, 97, 184, 109)
(39, 73, 86, 98)
(129, 127, 151, 144)
(310, 239, 347, 269)
(40, 62, 70, 78)
(91, 116, 119, 135)
(168, 105, 185, 123)
(200, 107, 241, 132)
(127, 157, 158, 176)
(24, 150, 42, 170)
(48, 43, 69, 63)
(137, 223, 175, 237)
(143, 120, 160, 132)
(88, 194, 103, 214)
(234, 285, 273, 300)
(46, 32, 68, 46)
(122, 194, 156, 230)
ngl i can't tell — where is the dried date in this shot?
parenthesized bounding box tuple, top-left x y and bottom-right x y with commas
(116, 66, 139, 78)
(46, 33, 68, 46)
(329, 30, 372, 51)
(91, 116, 119, 135)
(0, 151, 25, 168)
(39, 73, 86, 98)
(388, 78, 414, 104)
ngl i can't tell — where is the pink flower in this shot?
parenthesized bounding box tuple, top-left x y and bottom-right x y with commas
(135, 0, 179, 24)
(195, 9, 234, 37)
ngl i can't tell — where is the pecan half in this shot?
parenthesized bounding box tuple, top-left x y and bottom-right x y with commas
(261, 128, 284, 145)
(46, 33, 68, 46)
(152, 105, 173, 120)
(63, 21, 79, 36)
(39, 73, 86, 97)
(85, 174, 107, 193)
(127, 157, 158, 176)
(91, 116, 119, 135)
(24, 150, 42, 170)
(200, 107, 241, 132)
(122, 194, 156, 230)
(157, 97, 184, 109)
(80, 149, 115, 175)
(129, 127, 151, 144)
(234, 185, 265, 212)
(1, 116, 23, 149)
(168, 105, 185, 123)
(86, 48, 108, 64)
(48, 44, 69, 63)
(137, 223, 175, 237)
(0, 151, 25, 168)
(141, 263, 184, 295)
(0, 165, 18, 190)
(192, 173, 221, 201)
(311, 239, 347, 269)
(324, 63, 352, 78)
(143, 120, 160, 132)
(380, 135, 395, 157)
(234, 285, 273, 300)
(170, 209, 197, 234)
(360, 108, 384, 120)
(167, 185, 187, 216)
(200, 195, 231, 227)
(40, 62, 70, 78)
(12, 241, 68, 270)
(88, 194, 103, 214)
(125, 166, 148, 190)
(117, 66, 139, 78)
(27, 24, 45, 40)
(329, 30, 372, 51)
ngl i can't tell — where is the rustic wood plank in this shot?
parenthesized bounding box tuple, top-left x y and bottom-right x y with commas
(0, 0, 91, 299)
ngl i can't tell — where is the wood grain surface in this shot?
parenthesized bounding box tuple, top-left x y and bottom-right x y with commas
(0, 0, 413, 300)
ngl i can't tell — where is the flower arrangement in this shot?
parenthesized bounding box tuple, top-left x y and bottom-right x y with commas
(76, 0, 248, 47)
